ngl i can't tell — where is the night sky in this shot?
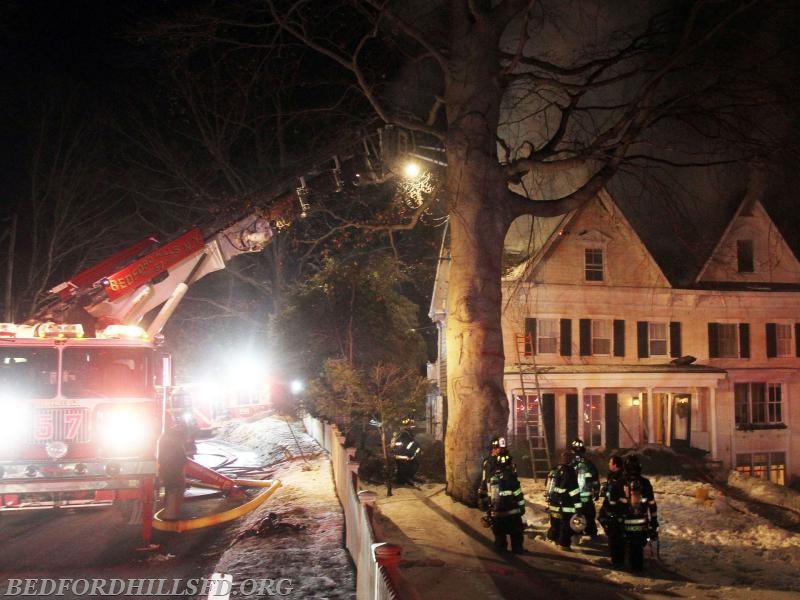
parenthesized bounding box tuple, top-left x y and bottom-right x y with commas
(1, 1, 165, 201)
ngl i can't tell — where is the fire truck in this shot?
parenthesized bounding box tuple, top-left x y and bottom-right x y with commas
(0, 211, 280, 547)
(0, 125, 422, 547)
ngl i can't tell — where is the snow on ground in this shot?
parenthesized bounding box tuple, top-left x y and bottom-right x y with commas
(519, 471, 800, 594)
(207, 415, 800, 599)
(202, 416, 356, 599)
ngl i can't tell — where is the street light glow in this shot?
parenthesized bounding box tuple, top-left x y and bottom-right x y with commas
(403, 161, 421, 178)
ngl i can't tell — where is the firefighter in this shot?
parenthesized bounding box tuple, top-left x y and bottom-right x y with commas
(545, 451, 584, 550)
(391, 418, 421, 485)
(569, 438, 600, 539)
(619, 454, 659, 571)
(478, 452, 526, 553)
(598, 454, 626, 567)
(157, 421, 195, 519)
(480, 436, 516, 481)
(478, 437, 516, 513)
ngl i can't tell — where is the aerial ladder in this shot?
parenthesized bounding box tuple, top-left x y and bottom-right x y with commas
(0, 126, 404, 548)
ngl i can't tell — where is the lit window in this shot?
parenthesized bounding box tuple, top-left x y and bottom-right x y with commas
(585, 248, 604, 282)
(734, 382, 783, 427)
(591, 320, 612, 355)
(537, 319, 558, 354)
(737, 239, 754, 273)
(514, 394, 539, 439)
(648, 322, 668, 356)
(736, 452, 785, 485)
(582, 394, 602, 447)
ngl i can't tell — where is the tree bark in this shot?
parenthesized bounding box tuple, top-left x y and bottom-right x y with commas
(443, 8, 512, 504)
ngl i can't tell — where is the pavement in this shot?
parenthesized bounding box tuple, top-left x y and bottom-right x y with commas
(367, 480, 623, 599)
(366, 479, 720, 600)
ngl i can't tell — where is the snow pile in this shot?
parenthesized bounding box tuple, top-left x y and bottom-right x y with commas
(521, 473, 800, 591)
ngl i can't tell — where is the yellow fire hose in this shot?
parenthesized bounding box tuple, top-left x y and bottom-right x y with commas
(152, 478, 281, 533)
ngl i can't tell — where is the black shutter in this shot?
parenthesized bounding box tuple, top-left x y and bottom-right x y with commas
(739, 323, 750, 359)
(542, 393, 556, 459)
(579, 319, 591, 356)
(708, 323, 719, 358)
(796, 324, 800, 357)
(524, 318, 536, 356)
(637, 321, 649, 358)
(613, 320, 625, 357)
(560, 318, 572, 357)
(766, 323, 777, 359)
(605, 393, 619, 449)
(566, 393, 579, 444)
(669, 322, 682, 358)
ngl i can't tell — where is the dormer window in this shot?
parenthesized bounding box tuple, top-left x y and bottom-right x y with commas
(585, 248, 604, 281)
(737, 239, 754, 273)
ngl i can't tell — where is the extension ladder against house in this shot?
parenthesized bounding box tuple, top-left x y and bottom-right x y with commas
(514, 333, 552, 480)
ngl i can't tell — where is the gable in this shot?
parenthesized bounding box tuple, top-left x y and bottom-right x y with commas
(695, 198, 800, 286)
(518, 188, 671, 288)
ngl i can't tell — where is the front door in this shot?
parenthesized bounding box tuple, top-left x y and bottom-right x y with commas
(671, 394, 691, 448)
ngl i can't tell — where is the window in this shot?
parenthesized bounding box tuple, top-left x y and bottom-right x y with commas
(716, 324, 738, 357)
(638, 321, 681, 358)
(537, 318, 558, 354)
(737, 239, 754, 273)
(648, 322, 668, 356)
(0, 347, 58, 399)
(62, 347, 151, 398)
(708, 322, 750, 358)
(736, 452, 785, 485)
(776, 324, 792, 357)
(734, 382, 783, 428)
(591, 320, 612, 355)
(582, 394, 602, 447)
(766, 322, 796, 359)
(585, 248, 604, 282)
(581, 318, 624, 357)
(514, 394, 539, 438)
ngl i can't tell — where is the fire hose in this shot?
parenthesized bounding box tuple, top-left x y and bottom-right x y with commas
(152, 478, 281, 533)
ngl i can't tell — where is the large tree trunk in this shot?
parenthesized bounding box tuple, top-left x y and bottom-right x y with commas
(443, 10, 512, 504)
(444, 183, 510, 504)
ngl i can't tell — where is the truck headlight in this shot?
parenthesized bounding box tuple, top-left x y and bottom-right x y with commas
(96, 404, 156, 457)
(0, 400, 31, 451)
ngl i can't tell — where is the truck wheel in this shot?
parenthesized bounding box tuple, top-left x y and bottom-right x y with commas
(114, 499, 143, 525)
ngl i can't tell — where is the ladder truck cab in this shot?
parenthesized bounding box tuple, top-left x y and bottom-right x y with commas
(0, 212, 274, 547)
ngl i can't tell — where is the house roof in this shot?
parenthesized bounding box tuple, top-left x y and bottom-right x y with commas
(503, 185, 800, 292)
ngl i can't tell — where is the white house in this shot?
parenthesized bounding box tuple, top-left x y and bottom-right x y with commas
(429, 188, 800, 486)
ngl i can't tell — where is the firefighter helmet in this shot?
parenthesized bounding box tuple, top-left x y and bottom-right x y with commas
(400, 417, 415, 428)
(489, 436, 507, 451)
(570, 438, 586, 454)
(624, 454, 642, 475)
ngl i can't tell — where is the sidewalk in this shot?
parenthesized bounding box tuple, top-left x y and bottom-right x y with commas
(364, 480, 764, 600)
(367, 481, 620, 600)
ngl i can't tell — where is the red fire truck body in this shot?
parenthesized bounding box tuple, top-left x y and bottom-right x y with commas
(0, 211, 276, 546)
(0, 126, 406, 545)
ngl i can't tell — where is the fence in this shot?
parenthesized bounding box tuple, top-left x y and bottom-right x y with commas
(303, 416, 419, 600)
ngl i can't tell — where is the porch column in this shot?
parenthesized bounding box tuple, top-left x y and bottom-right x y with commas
(647, 387, 655, 444)
(666, 394, 673, 448)
(578, 386, 585, 448)
(710, 387, 718, 459)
